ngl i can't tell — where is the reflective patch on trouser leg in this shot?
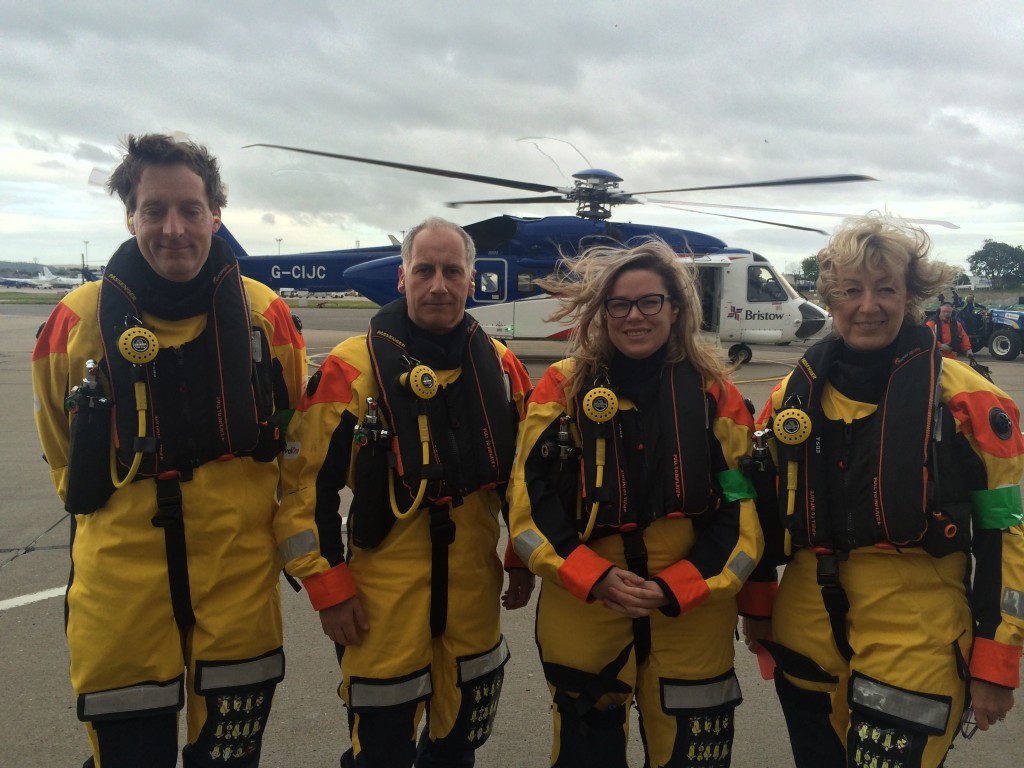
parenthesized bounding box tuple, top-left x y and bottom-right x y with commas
(661, 671, 743, 768)
(552, 699, 629, 768)
(774, 671, 845, 767)
(418, 640, 510, 763)
(847, 672, 951, 768)
(182, 684, 275, 766)
(92, 713, 179, 768)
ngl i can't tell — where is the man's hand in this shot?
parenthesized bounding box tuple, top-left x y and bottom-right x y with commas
(502, 568, 535, 610)
(319, 597, 369, 646)
(741, 617, 773, 654)
(970, 679, 1014, 731)
(590, 567, 668, 617)
(940, 343, 952, 352)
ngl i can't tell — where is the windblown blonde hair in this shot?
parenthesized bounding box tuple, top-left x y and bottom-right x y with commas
(817, 214, 956, 325)
(536, 238, 731, 398)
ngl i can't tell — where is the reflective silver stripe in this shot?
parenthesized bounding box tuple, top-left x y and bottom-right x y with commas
(850, 676, 949, 733)
(662, 673, 741, 710)
(728, 551, 755, 582)
(195, 651, 285, 693)
(278, 529, 318, 563)
(349, 669, 432, 709)
(80, 679, 183, 719)
(1002, 587, 1024, 620)
(513, 530, 543, 564)
(459, 637, 510, 684)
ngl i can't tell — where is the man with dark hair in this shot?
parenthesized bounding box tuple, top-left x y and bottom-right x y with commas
(927, 301, 972, 359)
(281, 217, 534, 767)
(32, 133, 316, 767)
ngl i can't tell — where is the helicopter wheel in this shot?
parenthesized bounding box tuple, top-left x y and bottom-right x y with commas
(728, 344, 753, 365)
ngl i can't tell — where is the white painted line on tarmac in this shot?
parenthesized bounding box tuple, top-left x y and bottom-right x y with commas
(0, 586, 64, 611)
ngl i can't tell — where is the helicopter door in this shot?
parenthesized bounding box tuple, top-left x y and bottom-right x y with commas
(474, 258, 507, 303)
(696, 264, 723, 334)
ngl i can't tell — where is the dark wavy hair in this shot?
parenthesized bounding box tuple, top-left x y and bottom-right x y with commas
(106, 133, 227, 213)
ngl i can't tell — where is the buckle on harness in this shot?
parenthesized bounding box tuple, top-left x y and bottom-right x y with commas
(815, 550, 847, 589)
(429, 504, 456, 546)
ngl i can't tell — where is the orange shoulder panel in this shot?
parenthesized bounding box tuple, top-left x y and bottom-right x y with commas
(32, 302, 80, 361)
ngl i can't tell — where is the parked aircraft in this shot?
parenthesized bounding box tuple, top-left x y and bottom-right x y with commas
(41, 266, 91, 288)
(0, 266, 99, 288)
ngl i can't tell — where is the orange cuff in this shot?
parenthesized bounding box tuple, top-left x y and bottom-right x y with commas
(970, 637, 1022, 689)
(737, 579, 778, 618)
(654, 560, 711, 614)
(503, 538, 527, 571)
(302, 563, 357, 611)
(558, 546, 615, 602)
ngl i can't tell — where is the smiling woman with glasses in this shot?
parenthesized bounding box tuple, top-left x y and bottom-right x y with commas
(506, 238, 762, 768)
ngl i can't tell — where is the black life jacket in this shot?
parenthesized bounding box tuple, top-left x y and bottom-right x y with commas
(362, 300, 517, 510)
(571, 360, 716, 541)
(97, 237, 274, 478)
(776, 324, 970, 553)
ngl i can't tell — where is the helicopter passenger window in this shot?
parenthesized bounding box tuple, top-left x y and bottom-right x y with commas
(516, 272, 537, 294)
(747, 266, 786, 302)
(479, 272, 500, 294)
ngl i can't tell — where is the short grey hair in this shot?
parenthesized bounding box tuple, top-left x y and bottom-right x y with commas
(400, 217, 475, 268)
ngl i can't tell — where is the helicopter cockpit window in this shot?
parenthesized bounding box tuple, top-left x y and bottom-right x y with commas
(516, 272, 537, 294)
(747, 266, 787, 302)
(479, 272, 500, 294)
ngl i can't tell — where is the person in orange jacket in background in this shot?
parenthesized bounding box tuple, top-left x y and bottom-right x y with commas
(927, 301, 972, 359)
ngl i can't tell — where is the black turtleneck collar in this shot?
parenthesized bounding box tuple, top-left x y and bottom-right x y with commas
(137, 256, 214, 320)
(829, 339, 899, 404)
(609, 344, 668, 405)
(406, 313, 470, 370)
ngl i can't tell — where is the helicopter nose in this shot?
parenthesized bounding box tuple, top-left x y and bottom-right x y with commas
(795, 301, 831, 339)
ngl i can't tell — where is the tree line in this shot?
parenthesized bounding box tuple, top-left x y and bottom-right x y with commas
(798, 240, 1024, 290)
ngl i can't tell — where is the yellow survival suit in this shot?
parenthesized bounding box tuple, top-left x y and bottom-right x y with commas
(279, 300, 531, 766)
(32, 238, 319, 767)
(509, 354, 764, 768)
(754, 325, 1024, 768)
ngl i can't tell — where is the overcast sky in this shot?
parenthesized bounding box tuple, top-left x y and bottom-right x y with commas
(2, 1, 1022, 273)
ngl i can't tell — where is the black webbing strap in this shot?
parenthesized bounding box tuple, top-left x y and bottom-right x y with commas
(153, 474, 196, 631)
(547, 641, 635, 719)
(816, 551, 853, 661)
(621, 528, 652, 665)
(428, 503, 457, 637)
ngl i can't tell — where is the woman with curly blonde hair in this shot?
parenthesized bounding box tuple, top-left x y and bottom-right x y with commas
(745, 214, 1024, 767)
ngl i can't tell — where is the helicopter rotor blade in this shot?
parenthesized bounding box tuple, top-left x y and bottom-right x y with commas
(657, 205, 829, 235)
(648, 198, 959, 229)
(631, 174, 876, 196)
(245, 143, 564, 195)
(446, 195, 569, 208)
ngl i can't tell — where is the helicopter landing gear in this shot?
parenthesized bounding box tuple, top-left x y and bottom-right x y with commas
(728, 343, 752, 365)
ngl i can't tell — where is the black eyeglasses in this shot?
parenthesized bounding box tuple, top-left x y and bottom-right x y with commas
(603, 293, 669, 318)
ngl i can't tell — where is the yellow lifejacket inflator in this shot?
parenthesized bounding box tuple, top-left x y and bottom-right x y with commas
(772, 406, 811, 556)
(388, 364, 438, 519)
(110, 325, 159, 488)
(579, 386, 619, 542)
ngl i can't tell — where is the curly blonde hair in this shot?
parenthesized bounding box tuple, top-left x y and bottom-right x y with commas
(536, 238, 731, 398)
(817, 214, 956, 325)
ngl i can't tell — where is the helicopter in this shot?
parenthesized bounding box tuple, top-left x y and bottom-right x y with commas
(243, 143, 957, 360)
